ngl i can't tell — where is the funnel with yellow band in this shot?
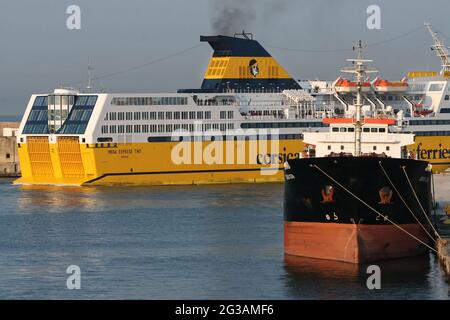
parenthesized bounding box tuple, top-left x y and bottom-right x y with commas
(180, 34, 301, 93)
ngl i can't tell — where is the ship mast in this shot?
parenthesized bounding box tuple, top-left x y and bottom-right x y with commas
(341, 41, 377, 156)
(425, 23, 450, 75)
(86, 57, 93, 93)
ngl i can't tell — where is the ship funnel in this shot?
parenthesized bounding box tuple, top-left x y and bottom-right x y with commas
(184, 34, 301, 93)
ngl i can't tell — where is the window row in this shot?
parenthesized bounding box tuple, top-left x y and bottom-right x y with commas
(104, 110, 213, 121)
(100, 123, 236, 134)
(409, 119, 450, 125)
(331, 127, 386, 133)
(144, 133, 304, 143)
(219, 110, 234, 119)
(241, 121, 326, 129)
(327, 145, 390, 151)
(415, 131, 450, 136)
(111, 96, 188, 106)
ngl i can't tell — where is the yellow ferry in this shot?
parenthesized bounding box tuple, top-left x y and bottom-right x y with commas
(14, 27, 450, 186)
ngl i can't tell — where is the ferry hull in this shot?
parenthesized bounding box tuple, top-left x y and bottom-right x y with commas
(410, 136, 450, 173)
(14, 138, 303, 186)
(13, 135, 450, 186)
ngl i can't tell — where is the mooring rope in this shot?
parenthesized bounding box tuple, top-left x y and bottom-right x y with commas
(378, 162, 437, 244)
(400, 165, 441, 239)
(311, 164, 438, 253)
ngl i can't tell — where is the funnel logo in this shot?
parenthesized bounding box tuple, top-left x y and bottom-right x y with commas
(249, 59, 259, 77)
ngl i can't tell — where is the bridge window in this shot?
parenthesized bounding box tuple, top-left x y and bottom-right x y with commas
(332, 127, 339, 132)
(379, 128, 386, 133)
(429, 83, 444, 92)
(23, 96, 50, 134)
(348, 127, 355, 132)
(58, 95, 98, 134)
(363, 128, 370, 132)
(371, 128, 378, 133)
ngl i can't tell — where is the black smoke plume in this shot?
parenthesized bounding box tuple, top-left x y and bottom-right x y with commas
(210, 0, 257, 36)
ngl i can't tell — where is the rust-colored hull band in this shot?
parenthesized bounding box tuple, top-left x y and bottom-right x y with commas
(284, 221, 430, 264)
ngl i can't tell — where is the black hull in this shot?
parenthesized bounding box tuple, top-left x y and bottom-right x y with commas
(283, 157, 433, 263)
(284, 157, 432, 225)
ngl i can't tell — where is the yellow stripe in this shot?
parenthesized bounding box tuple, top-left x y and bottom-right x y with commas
(204, 57, 293, 80)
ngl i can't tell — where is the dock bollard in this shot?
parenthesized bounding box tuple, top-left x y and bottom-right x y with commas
(436, 239, 450, 277)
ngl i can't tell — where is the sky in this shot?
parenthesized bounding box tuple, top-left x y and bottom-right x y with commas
(0, 0, 450, 116)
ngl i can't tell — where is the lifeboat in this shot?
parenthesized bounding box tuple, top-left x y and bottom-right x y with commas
(372, 77, 408, 92)
(414, 109, 433, 116)
(413, 103, 433, 116)
(333, 77, 371, 93)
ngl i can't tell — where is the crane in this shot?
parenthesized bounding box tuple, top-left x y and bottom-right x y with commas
(425, 23, 450, 75)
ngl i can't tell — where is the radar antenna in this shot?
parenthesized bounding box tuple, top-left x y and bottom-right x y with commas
(425, 23, 450, 74)
(234, 31, 253, 40)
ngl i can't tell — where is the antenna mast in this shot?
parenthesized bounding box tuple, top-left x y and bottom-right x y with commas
(341, 41, 378, 157)
(87, 57, 93, 93)
(425, 23, 450, 74)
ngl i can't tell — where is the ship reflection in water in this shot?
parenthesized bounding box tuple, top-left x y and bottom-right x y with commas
(17, 185, 102, 213)
(0, 180, 448, 299)
(283, 254, 447, 299)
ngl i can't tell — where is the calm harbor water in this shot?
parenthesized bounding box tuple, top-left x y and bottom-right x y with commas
(0, 179, 448, 299)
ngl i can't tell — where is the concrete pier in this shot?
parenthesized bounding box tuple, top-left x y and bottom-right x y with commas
(433, 173, 450, 277)
(436, 238, 450, 277)
(0, 122, 20, 177)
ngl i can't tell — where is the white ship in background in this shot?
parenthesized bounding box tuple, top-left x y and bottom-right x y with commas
(298, 23, 450, 171)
